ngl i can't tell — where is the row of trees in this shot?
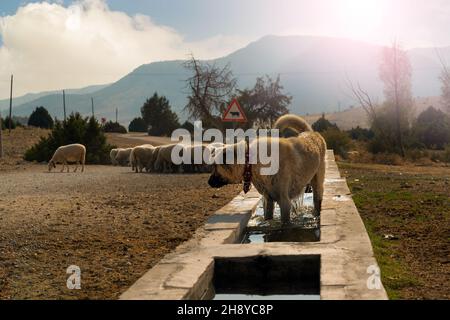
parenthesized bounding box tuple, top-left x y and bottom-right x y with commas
(17, 46, 450, 162)
(350, 42, 450, 157)
(1, 116, 22, 130)
(10, 105, 130, 135)
(313, 108, 450, 160)
(1, 107, 54, 130)
(7, 54, 292, 137)
(127, 62, 292, 136)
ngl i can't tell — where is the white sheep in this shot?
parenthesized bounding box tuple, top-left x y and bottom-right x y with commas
(115, 148, 133, 166)
(130, 144, 153, 171)
(154, 144, 181, 173)
(131, 145, 156, 173)
(110, 148, 119, 165)
(48, 143, 86, 173)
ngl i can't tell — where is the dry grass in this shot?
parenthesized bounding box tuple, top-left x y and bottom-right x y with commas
(339, 162, 450, 299)
(0, 127, 50, 171)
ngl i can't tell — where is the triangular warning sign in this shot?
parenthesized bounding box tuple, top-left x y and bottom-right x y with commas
(222, 98, 247, 123)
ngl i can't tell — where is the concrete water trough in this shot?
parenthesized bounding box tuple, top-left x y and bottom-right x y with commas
(242, 193, 320, 244)
(211, 255, 320, 300)
(120, 150, 388, 300)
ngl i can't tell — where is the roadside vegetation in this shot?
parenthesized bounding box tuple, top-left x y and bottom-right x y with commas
(24, 112, 115, 164)
(332, 43, 450, 299)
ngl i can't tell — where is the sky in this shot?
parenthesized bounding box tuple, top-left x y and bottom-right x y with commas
(1, 0, 450, 99)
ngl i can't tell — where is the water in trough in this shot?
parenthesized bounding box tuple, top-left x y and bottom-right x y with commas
(242, 192, 320, 243)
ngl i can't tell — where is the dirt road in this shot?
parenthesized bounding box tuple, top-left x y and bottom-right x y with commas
(0, 165, 240, 299)
(105, 133, 173, 148)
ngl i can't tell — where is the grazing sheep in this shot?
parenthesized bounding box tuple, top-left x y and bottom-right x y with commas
(131, 145, 156, 173)
(48, 143, 86, 173)
(130, 144, 153, 171)
(181, 144, 210, 173)
(148, 146, 161, 172)
(110, 148, 119, 165)
(154, 144, 180, 173)
(115, 148, 133, 166)
(150, 143, 224, 174)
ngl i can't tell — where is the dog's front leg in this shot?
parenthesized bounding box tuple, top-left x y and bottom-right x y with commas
(279, 197, 292, 225)
(263, 196, 274, 220)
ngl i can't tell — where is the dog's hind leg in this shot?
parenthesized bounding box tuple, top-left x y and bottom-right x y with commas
(263, 196, 274, 220)
(311, 162, 325, 216)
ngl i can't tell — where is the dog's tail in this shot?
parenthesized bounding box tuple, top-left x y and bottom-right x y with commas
(273, 114, 313, 137)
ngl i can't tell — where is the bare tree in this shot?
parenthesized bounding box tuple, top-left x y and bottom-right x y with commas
(436, 49, 450, 115)
(347, 42, 413, 156)
(184, 55, 237, 129)
(346, 78, 391, 147)
(379, 41, 413, 157)
(346, 78, 378, 123)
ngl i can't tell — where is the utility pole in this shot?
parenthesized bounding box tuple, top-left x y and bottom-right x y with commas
(115, 107, 118, 123)
(91, 97, 95, 118)
(9, 74, 13, 133)
(63, 90, 67, 122)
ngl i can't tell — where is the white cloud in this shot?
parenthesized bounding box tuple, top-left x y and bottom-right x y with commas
(0, 0, 249, 99)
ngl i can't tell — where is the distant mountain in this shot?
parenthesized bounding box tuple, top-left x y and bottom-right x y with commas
(5, 35, 450, 125)
(0, 83, 109, 114)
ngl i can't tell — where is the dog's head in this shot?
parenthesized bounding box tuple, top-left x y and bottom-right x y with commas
(208, 144, 244, 188)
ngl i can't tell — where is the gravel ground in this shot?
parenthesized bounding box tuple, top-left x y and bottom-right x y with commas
(0, 165, 240, 299)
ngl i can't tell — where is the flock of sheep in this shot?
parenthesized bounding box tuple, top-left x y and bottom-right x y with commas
(46, 142, 225, 173)
(110, 143, 225, 174)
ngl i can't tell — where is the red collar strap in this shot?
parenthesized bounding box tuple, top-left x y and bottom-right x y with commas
(243, 139, 252, 194)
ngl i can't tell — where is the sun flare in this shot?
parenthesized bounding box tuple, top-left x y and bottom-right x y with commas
(339, 0, 384, 38)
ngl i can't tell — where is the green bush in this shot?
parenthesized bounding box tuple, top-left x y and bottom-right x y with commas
(426, 145, 450, 163)
(128, 117, 147, 132)
(312, 114, 338, 132)
(320, 128, 351, 158)
(372, 153, 404, 165)
(28, 106, 54, 129)
(405, 148, 432, 162)
(444, 145, 450, 163)
(368, 103, 412, 155)
(102, 121, 127, 134)
(411, 106, 450, 150)
(24, 112, 115, 164)
(347, 126, 374, 141)
(1, 116, 21, 130)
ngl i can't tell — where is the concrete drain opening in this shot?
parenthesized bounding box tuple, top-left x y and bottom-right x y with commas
(209, 255, 320, 300)
(242, 192, 320, 243)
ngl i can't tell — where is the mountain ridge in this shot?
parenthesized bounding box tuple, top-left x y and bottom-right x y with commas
(3, 35, 449, 126)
